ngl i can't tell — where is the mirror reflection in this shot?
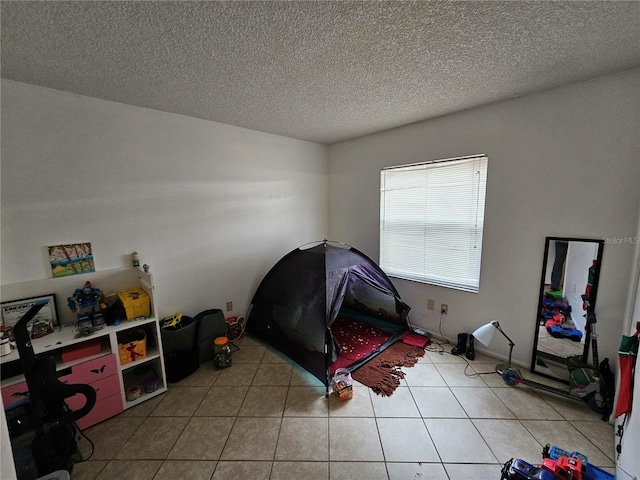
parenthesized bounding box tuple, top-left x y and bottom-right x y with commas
(531, 237, 604, 382)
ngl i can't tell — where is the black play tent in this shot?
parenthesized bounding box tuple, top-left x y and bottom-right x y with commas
(246, 241, 411, 387)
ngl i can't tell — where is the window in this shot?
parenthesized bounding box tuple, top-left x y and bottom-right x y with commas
(380, 154, 488, 293)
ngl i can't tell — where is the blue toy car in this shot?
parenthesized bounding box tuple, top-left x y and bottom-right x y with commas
(546, 321, 583, 341)
(501, 458, 557, 480)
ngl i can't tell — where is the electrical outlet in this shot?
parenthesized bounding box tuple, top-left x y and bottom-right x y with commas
(441, 304, 448, 315)
(226, 301, 233, 312)
(427, 299, 435, 311)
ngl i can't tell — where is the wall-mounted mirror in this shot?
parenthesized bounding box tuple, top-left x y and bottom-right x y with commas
(530, 237, 604, 383)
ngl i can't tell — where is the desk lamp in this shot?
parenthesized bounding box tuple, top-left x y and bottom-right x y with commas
(472, 320, 515, 375)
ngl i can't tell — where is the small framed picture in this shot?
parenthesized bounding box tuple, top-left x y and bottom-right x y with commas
(49, 243, 95, 278)
(1, 294, 59, 339)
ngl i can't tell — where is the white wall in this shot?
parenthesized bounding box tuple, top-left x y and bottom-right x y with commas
(329, 69, 640, 369)
(1, 81, 329, 319)
(616, 278, 640, 480)
(615, 208, 640, 480)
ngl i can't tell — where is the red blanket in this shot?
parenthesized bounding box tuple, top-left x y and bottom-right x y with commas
(402, 331, 431, 348)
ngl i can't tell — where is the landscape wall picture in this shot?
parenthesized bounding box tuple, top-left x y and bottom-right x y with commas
(49, 243, 95, 277)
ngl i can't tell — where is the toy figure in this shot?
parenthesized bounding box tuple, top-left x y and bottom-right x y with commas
(67, 281, 107, 335)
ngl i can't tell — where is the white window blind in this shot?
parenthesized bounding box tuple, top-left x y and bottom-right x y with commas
(380, 155, 488, 293)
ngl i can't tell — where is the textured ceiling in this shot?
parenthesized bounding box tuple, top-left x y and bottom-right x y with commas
(2, 1, 639, 144)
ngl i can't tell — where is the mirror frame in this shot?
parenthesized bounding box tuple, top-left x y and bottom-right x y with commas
(530, 236, 604, 382)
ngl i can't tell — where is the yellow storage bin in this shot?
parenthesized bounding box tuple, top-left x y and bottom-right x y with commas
(118, 329, 147, 365)
(117, 288, 150, 320)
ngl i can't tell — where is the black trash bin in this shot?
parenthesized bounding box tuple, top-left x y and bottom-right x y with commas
(161, 315, 199, 382)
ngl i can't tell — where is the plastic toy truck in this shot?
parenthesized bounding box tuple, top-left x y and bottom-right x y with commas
(543, 445, 615, 480)
(541, 456, 583, 480)
(545, 445, 588, 465)
(501, 458, 556, 480)
(544, 313, 582, 341)
(546, 321, 583, 341)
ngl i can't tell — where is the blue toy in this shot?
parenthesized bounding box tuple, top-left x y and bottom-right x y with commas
(67, 281, 107, 335)
(546, 321, 583, 341)
(542, 444, 616, 480)
(544, 445, 615, 480)
(501, 458, 555, 479)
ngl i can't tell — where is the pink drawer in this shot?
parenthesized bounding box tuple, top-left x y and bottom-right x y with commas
(59, 354, 118, 384)
(65, 374, 120, 410)
(1, 381, 29, 408)
(75, 394, 124, 430)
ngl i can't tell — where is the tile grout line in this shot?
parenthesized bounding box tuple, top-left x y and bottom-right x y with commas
(75, 334, 616, 480)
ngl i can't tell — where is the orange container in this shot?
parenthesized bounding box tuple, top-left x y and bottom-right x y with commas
(118, 329, 147, 365)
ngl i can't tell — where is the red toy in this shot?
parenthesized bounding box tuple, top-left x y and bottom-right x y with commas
(541, 456, 583, 480)
(544, 313, 565, 331)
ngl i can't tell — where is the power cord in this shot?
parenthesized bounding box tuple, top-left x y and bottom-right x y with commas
(424, 339, 496, 378)
(438, 313, 449, 345)
(429, 313, 495, 378)
(460, 355, 498, 378)
(72, 422, 95, 463)
(409, 314, 495, 378)
(407, 319, 499, 385)
(425, 339, 445, 355)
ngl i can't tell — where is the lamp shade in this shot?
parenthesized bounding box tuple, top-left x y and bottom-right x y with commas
(472, 322, 497, 346)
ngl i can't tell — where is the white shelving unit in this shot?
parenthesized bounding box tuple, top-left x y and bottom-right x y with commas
(1, 267, 167, 428)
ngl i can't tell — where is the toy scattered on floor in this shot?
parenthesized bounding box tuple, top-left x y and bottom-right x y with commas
(540, 456, 583, 480)
(332, 368, 353, 401)
(501, 444, 615, 480)
(540, 292, 571, 321)
(545, 319, 583, 341)
(545, 445, 588, 465)
(542, 302, 582, 341)
(501, 458, 556, 480)
(543, 445, 614, 480)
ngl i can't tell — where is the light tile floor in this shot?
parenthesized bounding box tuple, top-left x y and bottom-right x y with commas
(72, 335, 616, 480)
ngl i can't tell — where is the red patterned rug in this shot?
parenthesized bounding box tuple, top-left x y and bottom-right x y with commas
(329, 316, 430, 396)
(351, 340, 427, 396)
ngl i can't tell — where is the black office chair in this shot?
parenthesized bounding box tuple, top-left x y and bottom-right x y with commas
(7, 301, 96, 479)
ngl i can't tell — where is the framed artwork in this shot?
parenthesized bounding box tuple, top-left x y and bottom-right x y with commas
(49, 243, 95, 278)
(1, 294, 59, 338)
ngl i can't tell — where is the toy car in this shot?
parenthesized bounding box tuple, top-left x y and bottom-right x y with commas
(541, 456, 583, 480)
(546, 322, 583, 341)
(545, 312, 567, 325)
(501, 458, 556, 480)
(545, 445, 588, 465)
(544, 313, 566, 331)
(542, 293, 570, 312)
(543, 444, 615, 480)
